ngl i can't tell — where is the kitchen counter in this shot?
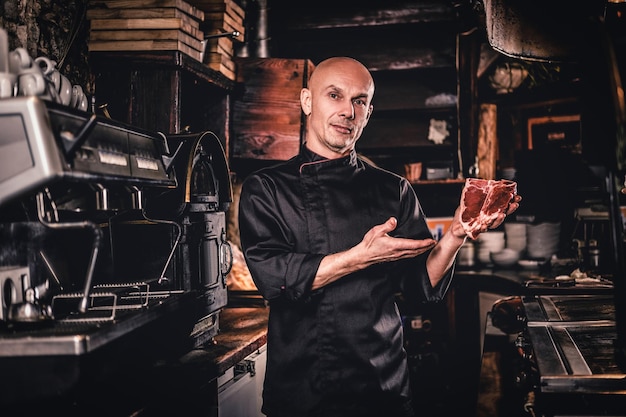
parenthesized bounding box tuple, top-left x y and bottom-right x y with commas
(453, 264, 615, 295)
(132, 306, 270, 416)
(10, 306, 271, 417)
(439, 264, 616, 416)
(176, 306, 270, 376)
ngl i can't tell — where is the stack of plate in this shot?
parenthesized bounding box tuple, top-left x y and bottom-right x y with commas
(526, 222, 560, 260)
(504, 222, 527, 252)
(457, 240, 476, 267)
(476, 231, 505, 265)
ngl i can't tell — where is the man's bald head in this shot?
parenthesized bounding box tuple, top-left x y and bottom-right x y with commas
(300, 57, 375, 158)
(308, 57, 375, 99)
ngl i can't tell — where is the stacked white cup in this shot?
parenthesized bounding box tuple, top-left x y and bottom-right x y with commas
(476, 231, 505, 265)
(504, 222, 527, 253)
(526, 222, 560, 260)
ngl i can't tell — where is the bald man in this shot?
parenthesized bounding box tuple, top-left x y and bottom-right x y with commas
(239, 57, 520, 417)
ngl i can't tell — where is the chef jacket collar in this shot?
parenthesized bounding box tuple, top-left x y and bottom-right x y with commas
(298, 144, 358, 174)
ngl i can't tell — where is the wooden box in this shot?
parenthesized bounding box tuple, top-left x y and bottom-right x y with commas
(231, 58, 315, 160)
(87, 0, 206, 62)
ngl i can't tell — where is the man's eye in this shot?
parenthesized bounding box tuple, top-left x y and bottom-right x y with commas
(354, 99, 365, 106)
(329, 93, 339, 99)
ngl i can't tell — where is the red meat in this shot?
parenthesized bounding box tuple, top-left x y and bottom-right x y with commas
(460, 178, 517, 239)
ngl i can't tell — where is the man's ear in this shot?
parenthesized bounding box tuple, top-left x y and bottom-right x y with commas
(300, 88, 312, 115)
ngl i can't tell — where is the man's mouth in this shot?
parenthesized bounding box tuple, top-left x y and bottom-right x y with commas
(332, 124, 353, 134)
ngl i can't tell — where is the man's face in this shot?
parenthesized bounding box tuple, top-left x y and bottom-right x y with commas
(301, 59, 374, 158)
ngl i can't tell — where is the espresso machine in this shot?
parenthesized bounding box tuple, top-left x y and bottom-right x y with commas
(0, 96, 232, 407)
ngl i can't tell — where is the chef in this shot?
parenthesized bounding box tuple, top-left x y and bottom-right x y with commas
(239, 56, 521, 417)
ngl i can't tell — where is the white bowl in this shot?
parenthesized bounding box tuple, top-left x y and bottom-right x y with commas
(490, 248, 521, 267)
(518, 259, 543, 269)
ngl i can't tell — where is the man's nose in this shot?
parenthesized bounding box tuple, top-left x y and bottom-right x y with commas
(339, 101, 355, 119)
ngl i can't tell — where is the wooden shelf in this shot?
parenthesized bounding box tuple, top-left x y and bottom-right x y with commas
(91, 50, 232, 136)
(91, 50, 236, 91)
(271, 2, 458, 32)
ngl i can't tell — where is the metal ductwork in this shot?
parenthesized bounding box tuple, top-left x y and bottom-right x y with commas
(236, 0, 270, 58)
(482, 0, 606, 62)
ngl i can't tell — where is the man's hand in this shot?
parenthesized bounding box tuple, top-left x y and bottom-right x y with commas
(357, 217, 436, 264)
(312, 217, 436, 290)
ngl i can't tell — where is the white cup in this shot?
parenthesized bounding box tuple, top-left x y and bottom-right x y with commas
(526, 222, 560, 259)
(34, 56, 56, 77)
(18, 70, 46, 96)
(9, 47, 32, 74)
(77, 91, 88, 111)
(0, 71, 17, 98)
(70, 84, 82, 108)
(57, 74, 72, 105)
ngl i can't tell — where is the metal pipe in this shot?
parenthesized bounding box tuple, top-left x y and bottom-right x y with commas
(256, 0, 270, 57)
(36, 191, 102, 313)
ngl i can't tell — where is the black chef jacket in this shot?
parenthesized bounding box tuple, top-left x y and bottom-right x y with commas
(239, 146, 454, 417)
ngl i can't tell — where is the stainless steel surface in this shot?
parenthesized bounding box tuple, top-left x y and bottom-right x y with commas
(0, 96, 176, 206)
(522, 292, 626, 402)
(0, 124, 233, 407)
(0, 97, 65, 206)
(217, 345, 266, 417)
(526, 321, 626, 394)
(0, 281, 190, 357)
(524, 294, 616, 322)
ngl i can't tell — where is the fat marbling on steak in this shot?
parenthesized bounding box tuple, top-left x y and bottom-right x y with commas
(460, 178, 517, 239)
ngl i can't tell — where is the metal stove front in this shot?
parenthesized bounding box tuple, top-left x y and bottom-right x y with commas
(519, 294, 626, 416)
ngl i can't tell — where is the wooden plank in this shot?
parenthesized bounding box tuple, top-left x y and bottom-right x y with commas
(372, 67, 457, 111)
(204, 11, 244, 34)
(206, 59, 236, 80)
(204, 51, 235, 72)
(271, 2, 456, 31)
(90, 17, 199, 31)
(203, 36, 233, 54)
(88, 39, 202, 62)
(89, 0, 204, 21)
(203, 14, 245, 40)
(477, 103, 498, 180)
(90, 29, 203, 51)
(190, 0, 245, 21)
(205, 10, 243, 28)
(358, 117, 445, 149)
(87, 7, 204, 22)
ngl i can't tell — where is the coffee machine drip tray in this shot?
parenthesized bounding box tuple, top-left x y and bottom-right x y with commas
(0, 280, 195, 358)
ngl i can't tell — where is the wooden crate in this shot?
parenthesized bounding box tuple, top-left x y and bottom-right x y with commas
(194, 0, 245, 40)
(190, 0, 245, 21)
(231, 58, 315, 160)
(87, 1, 205, 62)
(89, 0, 204, 20)
(205, 52, 237, 80)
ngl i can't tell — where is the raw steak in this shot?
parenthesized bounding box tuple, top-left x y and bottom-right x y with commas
(460, 178, 517, 239)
